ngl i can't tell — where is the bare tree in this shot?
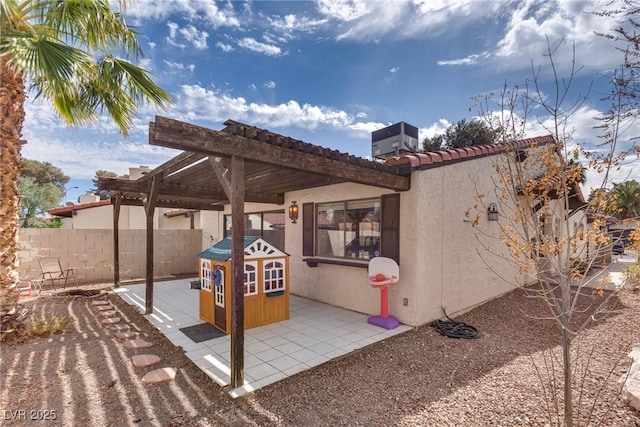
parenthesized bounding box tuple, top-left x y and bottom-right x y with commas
(471, 38, 638, 426)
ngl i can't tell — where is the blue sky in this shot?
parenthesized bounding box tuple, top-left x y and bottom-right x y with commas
(20, 0, 639, 203)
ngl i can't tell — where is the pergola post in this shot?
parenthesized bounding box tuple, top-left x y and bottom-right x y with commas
(143, 176, 160, 314)
(230, 156, 245, 388)
(112, 194, 121, 287)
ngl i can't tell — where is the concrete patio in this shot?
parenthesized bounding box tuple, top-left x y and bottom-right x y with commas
(115, 279, 411, 397)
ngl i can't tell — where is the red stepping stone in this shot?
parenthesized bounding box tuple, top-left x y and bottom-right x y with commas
(115, 331, 138, 340)
(132, 354, 161, 368)
(91, 300, 110, 306)
(141, 367, 177, 385)
(99, 310, 118, 317)
(95, 305, 113, 311)
(107, 324, 130, 331)
(101, 317, 121, 325)
(125, 339, 153, 349)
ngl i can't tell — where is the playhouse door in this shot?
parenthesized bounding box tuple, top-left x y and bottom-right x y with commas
(213, 266, 226, 332)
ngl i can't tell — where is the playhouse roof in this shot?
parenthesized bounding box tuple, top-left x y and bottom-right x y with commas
(197, 236, 288, 261)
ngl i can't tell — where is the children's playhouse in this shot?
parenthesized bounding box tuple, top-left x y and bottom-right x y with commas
(197, 236, 290, 333)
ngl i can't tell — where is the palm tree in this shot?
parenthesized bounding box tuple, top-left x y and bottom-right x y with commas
(611, 180, 640, 219)
(0, 1, 172, 297)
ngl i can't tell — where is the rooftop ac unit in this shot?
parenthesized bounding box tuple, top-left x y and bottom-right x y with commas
(371, 122, 419, 159)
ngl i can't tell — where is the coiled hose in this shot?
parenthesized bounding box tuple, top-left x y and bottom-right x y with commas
(432, 308, 483, 339)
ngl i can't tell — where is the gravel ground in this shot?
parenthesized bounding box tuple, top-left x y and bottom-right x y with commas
(2, 279, 639, 426)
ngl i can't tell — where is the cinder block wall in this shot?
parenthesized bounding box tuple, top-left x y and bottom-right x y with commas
(18, 229, 202, 284)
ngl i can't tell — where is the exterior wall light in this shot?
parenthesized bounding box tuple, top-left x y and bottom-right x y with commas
(487, 203, 499, 221)
(288, 201, 299, 223)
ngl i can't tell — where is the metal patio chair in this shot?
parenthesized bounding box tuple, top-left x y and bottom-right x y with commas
(38, 257, 78, 290)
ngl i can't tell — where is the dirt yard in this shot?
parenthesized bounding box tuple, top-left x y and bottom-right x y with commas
(1, 281, 639, 426)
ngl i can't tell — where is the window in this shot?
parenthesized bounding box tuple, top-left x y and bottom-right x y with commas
(315, 198, 381, 261)
(263, 259, 285, 293)
(303, 193, 400, 264)
(201, 260, 211, 291)
(224, 210, 285, 250)
(244, 261, 257, 296)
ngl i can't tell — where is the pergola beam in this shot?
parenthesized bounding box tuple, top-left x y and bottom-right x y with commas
(99, 177, 283, 205)
(150, 116, 410, 192)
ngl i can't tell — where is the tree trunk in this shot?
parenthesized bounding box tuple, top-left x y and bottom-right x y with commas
(0, 58, 26, 304)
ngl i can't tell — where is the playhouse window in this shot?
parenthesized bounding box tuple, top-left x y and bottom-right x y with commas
(315, 198, 381, 260)
(244, 262, 258, 296)
(201, 260, 211, 291)
(263, 259, 285, 293)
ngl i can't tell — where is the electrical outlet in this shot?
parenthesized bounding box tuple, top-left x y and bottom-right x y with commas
(402, 298, 408, 306)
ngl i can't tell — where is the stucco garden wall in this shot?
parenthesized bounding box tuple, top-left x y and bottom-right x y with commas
(18, 229, 202, 285)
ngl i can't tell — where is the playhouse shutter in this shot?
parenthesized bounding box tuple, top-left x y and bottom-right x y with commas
(302, 202, 314, 256)
(380, 193, 400, 264)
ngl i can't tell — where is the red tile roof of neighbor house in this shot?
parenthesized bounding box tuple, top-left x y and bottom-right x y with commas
(48, 200, 111, 217)
(382, 134, 555, 168)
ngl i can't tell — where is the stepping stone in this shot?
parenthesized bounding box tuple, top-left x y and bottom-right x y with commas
(91, 300, 110, 306)
(141, 367, 177, 385)
(124, 339, 153, 349)
(115, 331, 138, 340)
(95, 305, 113, 311)
(101, 317, 121, 325)
(132, 354, 161, 368)
(99, 310, 118, 317)
(107, 324, 130, 331)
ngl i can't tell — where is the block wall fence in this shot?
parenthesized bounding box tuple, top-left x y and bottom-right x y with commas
(18, 229, 202, 285)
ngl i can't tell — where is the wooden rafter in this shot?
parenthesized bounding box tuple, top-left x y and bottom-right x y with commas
(99, 177, 283, 205)
(150, 116, 410, 192)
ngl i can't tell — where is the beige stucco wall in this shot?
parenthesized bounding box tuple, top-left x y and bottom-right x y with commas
(283, 154, 530, 327)
(285, 183, 399, 320)
(64, 205, 204, 230)
(18, 229, 202, 284)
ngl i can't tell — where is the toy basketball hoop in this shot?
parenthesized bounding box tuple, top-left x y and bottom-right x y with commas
(367, 257, 399, 329)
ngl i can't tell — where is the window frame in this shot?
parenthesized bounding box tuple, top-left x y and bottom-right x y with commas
(263, 258, 286, 293)
(314, 197, 381, 261)
(303, 193, 399, 265)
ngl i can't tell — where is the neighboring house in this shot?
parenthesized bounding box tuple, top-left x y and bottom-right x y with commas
(48, 166, 218, 231)
(100, 117, 588, 329)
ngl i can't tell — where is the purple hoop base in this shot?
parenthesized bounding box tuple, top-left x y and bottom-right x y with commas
(367, 315, 399, 330)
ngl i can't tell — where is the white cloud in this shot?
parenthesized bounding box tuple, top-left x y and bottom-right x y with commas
(390, 66, 400, 73)
(316, 0, 370, 22)
(127, 0, 240, 28)
(248, 84, 257, 90)
(237, 37, 283, 56)
(163, 60, 196, 72)
(166, 22, 208, 50)
(440, 0, 626, 72)
(268, 13, 328, 37)
(419, 118, 451, 142)
(179, 25, 209, 50)
(356, 112, 367, 118)
(437, 54, 484, 66)
(315, 0, 499, 42)
(216, 41, 234, 52)
(173, 84, 354, 130)
(264, 80, 277, 89)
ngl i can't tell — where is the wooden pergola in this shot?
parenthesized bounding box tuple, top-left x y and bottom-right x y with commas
(98, 116, 411, 388)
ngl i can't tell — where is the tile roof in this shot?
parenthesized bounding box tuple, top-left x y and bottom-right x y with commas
(382, 135, 555, 168)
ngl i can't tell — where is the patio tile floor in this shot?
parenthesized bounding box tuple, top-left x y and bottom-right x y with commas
(115, 278, 411, 397)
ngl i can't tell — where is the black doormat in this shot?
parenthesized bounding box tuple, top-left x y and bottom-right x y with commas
(179, 322, 226, 343)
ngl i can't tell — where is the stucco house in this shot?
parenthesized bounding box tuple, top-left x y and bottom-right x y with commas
(99, 117, 587, 330)
(48, 166, 217, 232)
